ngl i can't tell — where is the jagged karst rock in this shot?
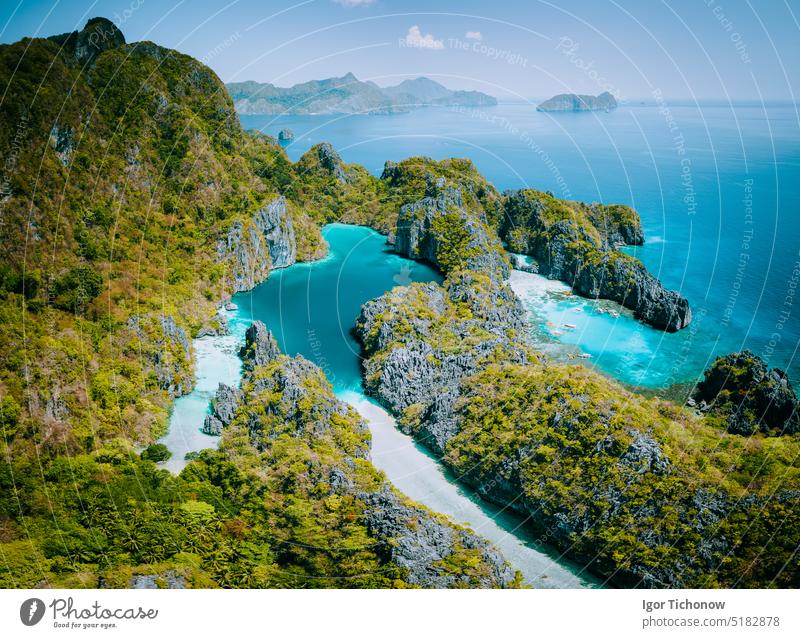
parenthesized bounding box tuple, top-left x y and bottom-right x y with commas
(360, 488, 516, 588)
(48, 17, 126, 64)
(278, 128, 294, 142)
(502, 189, 691, 331)
(316, 142, 349, 184)
(394, 186, 509, 282)
(202, 383, 241, 436)
(693, 350, 800, 435)
(217, 196, 296, 293)
(239, 320, 280, 370)
(356, 274, 531, 454)
(218, 322, 517, 587)
(197, 312, 229, 338)
(49, 124, 73, 165)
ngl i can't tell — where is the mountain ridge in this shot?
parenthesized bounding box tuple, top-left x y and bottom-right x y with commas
(227, 73, 497, 115)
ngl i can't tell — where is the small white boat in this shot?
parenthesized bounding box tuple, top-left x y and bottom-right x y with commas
(573, 307, 583, 313)
(563, 323, 577, 329)
(609, 310, 620, 318)
(578, 353, 592, 359)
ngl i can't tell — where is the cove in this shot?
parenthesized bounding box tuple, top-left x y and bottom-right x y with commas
(231, 223, 600, 588)
(159, 313, 248, 474)
(508, 268, 698, 388)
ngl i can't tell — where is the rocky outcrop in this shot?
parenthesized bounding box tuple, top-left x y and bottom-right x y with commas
(197, 312, 229, 338)
(202, 383, 241, 435)
(361, 487, 516, 588)
(278, 128, 294, 142)
(394, 186, 509, 282)
(48, 17, 126, 64)
(239, 320, 281, 371)
(217, 196, 296, 293)
(356, 274, 531, 454)
(220, 320, 517, 587)
(693, 351, 800, 435)
(127, 314, 192, 397)
(254, 197, 296, 268)
(502, 189, 691, 331)
(537, 91, 617, 112)
(315, 142, 349, 184)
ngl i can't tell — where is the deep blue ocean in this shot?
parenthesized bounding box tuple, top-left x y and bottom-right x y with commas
(241, 103, 800, 388)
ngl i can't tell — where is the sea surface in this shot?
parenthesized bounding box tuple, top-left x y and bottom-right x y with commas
(242, 102, 800, 388)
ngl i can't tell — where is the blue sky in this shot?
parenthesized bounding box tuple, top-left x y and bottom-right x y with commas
(1, 0, 799, 100)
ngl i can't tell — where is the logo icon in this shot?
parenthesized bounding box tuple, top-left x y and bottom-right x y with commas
(20, 598, 45, 626)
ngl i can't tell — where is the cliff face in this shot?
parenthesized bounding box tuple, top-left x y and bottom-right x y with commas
(693, 351, 800, 435)
(126, 314, 193, 399)
(536, 91, 618, 112)
(211, 321, 519, 588)
(394, 186, 509, 283)
(217, 196, 297, 293)
(502, 189, 691, 331)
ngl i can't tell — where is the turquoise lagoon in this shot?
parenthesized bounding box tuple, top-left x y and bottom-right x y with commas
(243, 102, 800, 387)
(162, 224, 600, 588)
(162, 102, 800, 586)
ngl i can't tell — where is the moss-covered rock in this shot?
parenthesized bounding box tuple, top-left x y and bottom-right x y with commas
(694, 351, 800, 435)
(501, 189, 690, 331)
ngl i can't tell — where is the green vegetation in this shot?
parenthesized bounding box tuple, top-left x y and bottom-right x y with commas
(0, 19, 515, 590)
(694, 351, 800, 436)
(1, 17, 797, 590)
(357, 188, 799, 587)
(141, 443, 172, 462)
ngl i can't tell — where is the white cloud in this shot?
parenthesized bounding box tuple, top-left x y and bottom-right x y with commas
(404, 25, 444, 50)
(465, 31, 483, 41)
(334, 0, 375, 6)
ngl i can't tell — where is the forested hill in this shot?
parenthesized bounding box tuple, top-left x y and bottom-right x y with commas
(227, 73, 497, 115)
(0, 18, 515, 588)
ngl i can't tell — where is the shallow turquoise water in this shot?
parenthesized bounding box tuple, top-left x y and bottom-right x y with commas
(234, 223, 442, 392)
(159, 310, 248, 473)
(242, 102, 800, 387)
(231, 224, 598, 587)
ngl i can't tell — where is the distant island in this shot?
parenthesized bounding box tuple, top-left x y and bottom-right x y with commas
(536, 91, 618, 112)
(227, 73, 497, 115)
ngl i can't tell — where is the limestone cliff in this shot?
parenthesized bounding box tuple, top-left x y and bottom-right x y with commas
(217, 196, 296, 293)
(213, 321, 520, 588)
(501, 189, 691, 331)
